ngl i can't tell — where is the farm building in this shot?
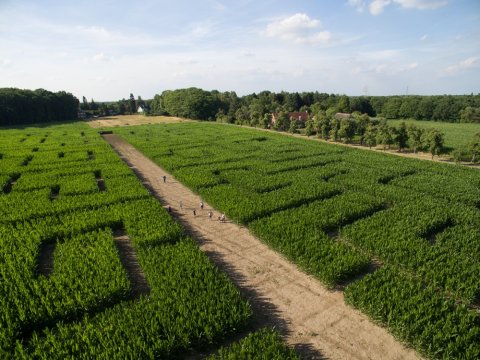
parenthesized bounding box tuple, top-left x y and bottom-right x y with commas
(334, 112, 352, 120)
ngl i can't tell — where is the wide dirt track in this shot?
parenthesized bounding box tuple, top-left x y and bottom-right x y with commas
(103, 133, 421, 360)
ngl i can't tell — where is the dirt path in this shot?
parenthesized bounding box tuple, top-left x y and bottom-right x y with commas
(103, 134, 421, 360)
(113, 229, 151, 299)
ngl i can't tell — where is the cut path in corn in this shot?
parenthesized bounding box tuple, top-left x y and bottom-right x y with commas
(103, 133, 421, 360)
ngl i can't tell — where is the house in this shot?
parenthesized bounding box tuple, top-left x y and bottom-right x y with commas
(271, 111, 309, 125)
(137, 105, 145, 113)
(77, 109, 86, 119)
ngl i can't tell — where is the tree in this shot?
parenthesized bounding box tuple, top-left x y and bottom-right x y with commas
(355, 113, 371, 144)
(395, 122, 409, 152)
(137, 96, 145, 108)
(376, 122, 394, 150)
(415, 97, 434, 120)
(382, 97, 402, 119)
(273, 111, 290, 131)
(364, 125, 377, 149)
(407, 124, 424, 153)
(261, 113, 271, 129)
(90, 98, 98, 111)
(422, 128, 444, 159)
(315, 113, 330, 139)
(128, 93, 136, 114)
(305, 119, 314, 136)
(150, 94, 166, 115)
(234, 105, 250, 125)
(82, 96, 89, 110)
(283, 92, 302, 111)
(160, 88, 220, 120)
(398, 97, 420, 119)
(289, 120, 299, 134)
(350, 97, 375, 116)
(338, 118, 356, 143)
(468, 132, 480, 163)
(329, 119, 340, 141)
(460, 107, 480, 123)
(336, 95, 351, 113)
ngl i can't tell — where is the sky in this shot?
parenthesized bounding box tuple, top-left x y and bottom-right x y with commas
(0, 0, 479, 101)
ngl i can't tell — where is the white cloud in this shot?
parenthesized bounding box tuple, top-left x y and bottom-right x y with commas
(359, 49, 402, 60)
(177, 58, 199, 65)
(191, 24, 211, 38)
(92, 52, 110, 62)
(240, 50, 254, 57)
(420, 34, 428, 41)
(445, 56, 478, 74)
(264, 13, 331, 44)
(210, 0, 226, 12)
(76, 25, 113, 40)
(369, 0, 391, 15)
(393, 0, 448, 10)
(407, 62, 418, 70)
(365, 0, 447, 15)
(0, 58, 12, 68)
(348, 0, 366, 12)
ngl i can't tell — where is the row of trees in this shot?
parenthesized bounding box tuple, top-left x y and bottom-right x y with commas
(0, 88, 79, 126)
(269, 111, 479, 162)
(279, 112, 444, 159)
(149, 88, 480, 123)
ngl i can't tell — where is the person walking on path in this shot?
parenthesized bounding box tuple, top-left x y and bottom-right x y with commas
(200, 201, 204, 210)
(162, 175, 167, 183)
(208, 211, 213, 220)
(179, 200, 183, 211)
(220, 213, 226, 222)
(167, 205, 171, 213)
(193, 209, 196, 216)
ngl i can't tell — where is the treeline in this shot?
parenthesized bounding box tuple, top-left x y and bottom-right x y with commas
(80, 93, 148, 117)
(0, 88, 79, 126)
(149, 88, 480, 123)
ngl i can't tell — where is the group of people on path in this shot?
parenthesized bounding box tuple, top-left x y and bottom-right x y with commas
(162, 174, 226, 222)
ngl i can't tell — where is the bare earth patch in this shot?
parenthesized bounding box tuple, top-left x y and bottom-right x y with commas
(87, 114, 191, 128)
(113, 229, 150, 298)
(103, 133, 421, 360)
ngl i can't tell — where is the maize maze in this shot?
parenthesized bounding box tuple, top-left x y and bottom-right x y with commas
(115, 122, 480, 359)
(0, 123, 293, 358)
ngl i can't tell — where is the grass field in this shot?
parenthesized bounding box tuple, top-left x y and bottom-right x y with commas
(387, 119, 480, 151)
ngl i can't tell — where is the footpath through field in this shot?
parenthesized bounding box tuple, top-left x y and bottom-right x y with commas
(103, 133, 421, 360)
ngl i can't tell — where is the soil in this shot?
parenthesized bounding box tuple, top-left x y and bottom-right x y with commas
(103, 133, 421, 360)
(113, 229, 151, 298)
(36, 243, 56, 277)
(87, 114, 191, 128)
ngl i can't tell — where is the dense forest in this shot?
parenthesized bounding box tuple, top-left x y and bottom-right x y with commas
(0, 88, 79, 126)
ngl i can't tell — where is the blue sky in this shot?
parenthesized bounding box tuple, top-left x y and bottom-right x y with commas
(0, 0, 479, 100)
